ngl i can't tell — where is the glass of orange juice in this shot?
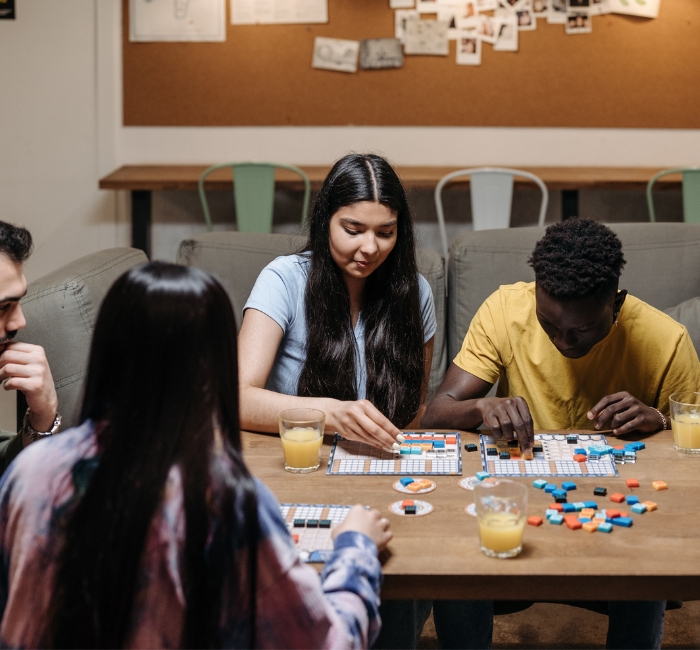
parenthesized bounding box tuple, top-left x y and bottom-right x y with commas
(474, 479, 527, 558)
(279, 408, 325, 473)
(669, 392, 700, 454)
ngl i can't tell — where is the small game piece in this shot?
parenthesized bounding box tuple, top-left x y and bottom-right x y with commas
(400, 446, 411, 455)
(552, 489, 567, 499)
(549, 514, 564, 525)
(588, 452, 601, 461)
(486, 447, 498, 456)
(573, 454, 587, 462)
(562, 481, 577, 491)
(533, 444, 543, 453)
(555, 496, 568, 503)
(404, 505, 417, 514)
(606, 509, 621, 519)
(508, 439, 519, 448)
(652, 480, 668, 491)
(476, 471, 490, 481)
(564, 515, 582, 530)
(626, 478, 640, 488)
(610, 493, 626, 503)
(583, 501, 598, 509)
(631, 503, 647, 514)
(579, 517, 592, 523)
(401, 500, 415, 509)
(400, 477, 414, 486)
(549, 503, 564, 512)
(307, 519, 319, 528)
(642, 500, 658, 511)
(580, 508, 595, 519)
(574, 448, 587, 456)
(433, 440, 445, 449)
(521, 449, 534, 461)
(619, 511, 628, 518)
(623, 451, 636, 463)
(293, 519, 305, 527)
(566, 435, 578, 444)
(465, 443, 478, 452)
(499, 451, 511, 460)
(533, 479, 548, 489)
(391, 500, 434, 517)
(573, 502, 586, 511)
(626, 495, 639, 505)
(611, 517, 633, 527)
(597, 522, 613, 533)
(613, 445, 624, 451)
(544, 483, 557, 493)
(593, 515, 607, 523)
(582, 522, 598, 532)
(562, 503, 576, 513)
(594, 487, 607, 497)
(292, 534, 299, 543)
(612, 449, 625, 463)
(545, 509, 559, 518)
(527, 516, 543, 526)
(319, 519, 332, 528)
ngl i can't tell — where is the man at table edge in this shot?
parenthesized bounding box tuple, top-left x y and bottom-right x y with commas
(0, 221, 61, 474)
(422, 217, 700, 649)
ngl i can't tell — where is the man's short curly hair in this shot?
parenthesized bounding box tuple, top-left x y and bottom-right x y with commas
(0, 221, 32, 265)
(528, 218, 626, 301)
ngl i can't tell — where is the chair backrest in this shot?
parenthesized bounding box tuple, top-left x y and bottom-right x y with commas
(16, 248, 148, 429)
(177, 231, 447, 398)
(198, 162, 311, 233)
(434, 167, 549, 264)
(447, 223, 700, 363)
(647, 167, 700, 224)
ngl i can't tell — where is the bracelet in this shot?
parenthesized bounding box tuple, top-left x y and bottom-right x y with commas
(651, 408, 668, 431)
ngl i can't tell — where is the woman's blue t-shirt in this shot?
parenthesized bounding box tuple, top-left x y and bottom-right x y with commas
(243, 253, 437, 399)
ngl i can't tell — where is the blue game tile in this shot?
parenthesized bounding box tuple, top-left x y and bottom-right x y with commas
(631, 503, 647, 514)
(549, 514, 564, 525)
(552, 489, 567, 499)
(400, 477, 414, 486)
(583, 501, 598, 509)
(573, 502, 586, 511)
(562, 503, 576, 513)
(562, 481, 577, 491)
(476, 471, 490, 481)
(544, 483, 557, 493)
(533, 479, 548, 489)
(579, 517, 592, 523)
(597, 522, 613, 533)
(574, 448, 587, 456)
(611, 517, 633, 527)
(626, 495, 639, 505)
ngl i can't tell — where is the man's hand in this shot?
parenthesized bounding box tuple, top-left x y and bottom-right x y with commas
(477, 396, 535, 454)
(0, 342, 58, 431)
(587, 392, 665, 435)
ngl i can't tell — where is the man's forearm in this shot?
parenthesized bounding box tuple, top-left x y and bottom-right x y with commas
(421, 394, 485, 430)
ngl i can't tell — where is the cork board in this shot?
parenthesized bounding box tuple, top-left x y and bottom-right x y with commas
(122, 0, 700, 127)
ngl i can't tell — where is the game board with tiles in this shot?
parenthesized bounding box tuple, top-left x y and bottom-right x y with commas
(327, 432, 462, 475)
(279, 503, 354, 562)
(480, 433, 620, 478)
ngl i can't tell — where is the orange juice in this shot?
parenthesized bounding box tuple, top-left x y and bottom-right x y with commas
(478, 512, 525, 556)
(671, 413, 700, 453)
(282, 427, 322, 471)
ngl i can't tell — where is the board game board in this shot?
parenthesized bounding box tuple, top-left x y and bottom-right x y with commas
(479, 433, 620, 477)
(327, 432, 462, 475)
(279, 503, 354, 562)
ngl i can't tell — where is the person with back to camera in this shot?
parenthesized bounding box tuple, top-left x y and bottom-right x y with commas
(0, 262, 392, 649)
(423, 217, 700, 649)
(238, 153, 492, 648)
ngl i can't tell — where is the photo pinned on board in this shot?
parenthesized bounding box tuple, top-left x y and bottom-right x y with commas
(359, 38, 404, 69)
(456, 31, 482, 65)
(456, 0, 479, 30)
(476, 0, 499, 9)
(312, 37, 360, 73)
(475, 13, 502, 43)
(395, 8, 420, 43)
(565, 10, 592, 33)
(499, 0, 528, 9)
(493, 11, 518, 51)
(590, 0, 610, 14)
(567, 0, 590, 9)
(416, 0, 439, 14)
(517, 8, 536, 29)
(548, 0, 567, 23)
(532, 0, 548, 17)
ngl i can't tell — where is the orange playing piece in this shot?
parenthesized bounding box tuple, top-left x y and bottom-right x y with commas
(527, 516, 543, 526)
(626, 478, 640, 488)
(652, 480, 668, 491)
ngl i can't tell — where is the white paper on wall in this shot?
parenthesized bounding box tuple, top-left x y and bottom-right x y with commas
(404, 18, 449, 54)
(312, 37, 359, 72)
(390, 0, 416, 7)
(130, 0, 226, 41)
(608, 0, 659, 18)
(395, 9, 420, 42)
(232, 0, 328, 24)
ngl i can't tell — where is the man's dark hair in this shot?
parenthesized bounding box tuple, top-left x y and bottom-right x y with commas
(0, 221, 32, 264)
(528, 218, 626, 301)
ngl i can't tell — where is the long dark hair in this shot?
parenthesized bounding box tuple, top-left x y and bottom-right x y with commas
(42, 262, 258, 649)
(298, 153, 424, 426)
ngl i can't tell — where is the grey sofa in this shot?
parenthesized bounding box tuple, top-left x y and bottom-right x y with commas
(447, 222, 700, 363)
(177, 231, 447, 397)
(17, 248, 148, 429)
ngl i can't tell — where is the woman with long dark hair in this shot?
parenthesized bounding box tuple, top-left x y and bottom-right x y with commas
(0, 262, 390, 648)
(239, 153, 436, 449)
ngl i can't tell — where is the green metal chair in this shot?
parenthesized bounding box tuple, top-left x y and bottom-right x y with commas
(646, 167, 700, 223)
(198, 162, 311, 233)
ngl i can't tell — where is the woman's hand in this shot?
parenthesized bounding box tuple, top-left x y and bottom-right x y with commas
(334, 505, 392, 552)
(328, 399, 403, 450)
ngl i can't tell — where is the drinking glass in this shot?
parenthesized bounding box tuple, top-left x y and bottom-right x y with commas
(669, 392, 700, 454)
(474, 479, 527, 558)
(278, 408, 325, 472)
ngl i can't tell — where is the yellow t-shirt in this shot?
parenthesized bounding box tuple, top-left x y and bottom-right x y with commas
(454, 282, 700, 430)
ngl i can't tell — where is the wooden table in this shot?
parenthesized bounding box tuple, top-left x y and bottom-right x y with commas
(242, 429, 700, 601)
(99, 165, 683, 258)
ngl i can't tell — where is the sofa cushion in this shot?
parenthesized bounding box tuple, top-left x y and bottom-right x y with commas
(16, 248, 148, 429)
(177, 231, 446, 398)
(448, 223, 700, 363)
(665, 297, 700, 356)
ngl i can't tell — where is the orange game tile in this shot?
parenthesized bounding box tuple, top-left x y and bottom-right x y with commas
(642, 501, 658, 511)
(292, 534, 299, 543)
(565, 515, 582, 530)
(573, 454, 587, 462)
(581, 508, 595, 518)
(406, 483, 423, 492)
(401, 500, 415, 508)
(607, 509, 621, 519)
(549, 503, 564, 512)
(652, 480, 668, 491)
(582, 522, 599, 533)
(619, 511, 628, 518)
(527, 516, 543, 526)
(626, 478, 640, 488)
(610, 493, 626, 503)
(613, 445, 624, 451)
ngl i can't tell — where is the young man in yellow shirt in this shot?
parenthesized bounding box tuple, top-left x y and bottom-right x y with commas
(423, 218, 700, 649)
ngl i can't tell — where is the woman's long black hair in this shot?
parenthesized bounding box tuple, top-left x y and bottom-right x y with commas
(298, 153, 424, 426)
(42, 262, 258, 649)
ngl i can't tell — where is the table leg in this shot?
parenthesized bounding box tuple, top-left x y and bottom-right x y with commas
(562, 190, 579, 220)
(132, 190, 152, 258)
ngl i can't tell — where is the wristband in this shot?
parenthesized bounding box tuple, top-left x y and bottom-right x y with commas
(651, 408, 668, 431)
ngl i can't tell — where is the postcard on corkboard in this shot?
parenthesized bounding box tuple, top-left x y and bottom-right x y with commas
(312, 37, 360, 73)
(360, 39, 404, 69)
(404, 18, 449, 55)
